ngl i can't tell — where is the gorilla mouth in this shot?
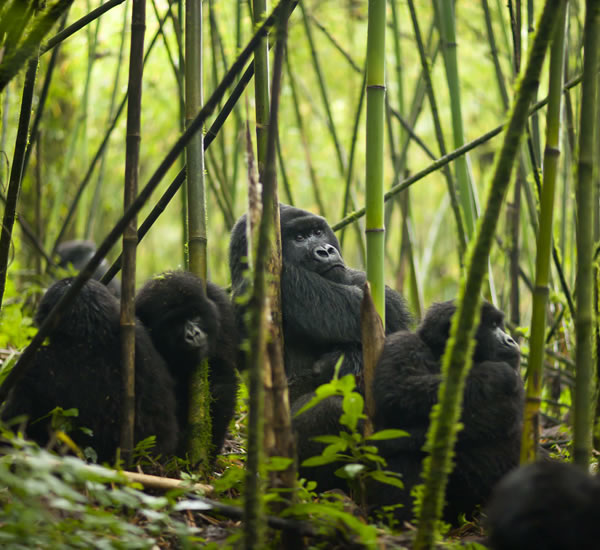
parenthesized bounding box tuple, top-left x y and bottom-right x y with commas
(322, 264, 345, 274)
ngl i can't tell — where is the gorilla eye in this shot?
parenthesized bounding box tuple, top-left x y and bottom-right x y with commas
(295, 233, 305, 242)
(314, 228, 323, 237)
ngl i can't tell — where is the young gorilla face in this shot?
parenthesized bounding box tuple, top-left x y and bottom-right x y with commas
(135, 271, 219, 374)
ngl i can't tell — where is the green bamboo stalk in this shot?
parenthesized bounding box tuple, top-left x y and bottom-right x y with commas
(119, 0, 145, 464)
(573, 0, 600, 470)
(414, 2, 559, 547)
(520, 0, 568, 464)
(185, 0, 211, 469)
(243, 3, 292, 546)
(0, 55, 38, 310)
(244, 1, 271, 547)
(253, 0, 270, 177)
(365, 1, 386, 324)
(435, 0, 477, 238)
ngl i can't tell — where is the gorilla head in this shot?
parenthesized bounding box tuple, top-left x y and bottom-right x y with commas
(418, 300, 521, 368)
(135, 271, 219, 373)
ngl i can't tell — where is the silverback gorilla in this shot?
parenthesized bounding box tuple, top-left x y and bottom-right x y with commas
(228, 204, 412, 403)
(486, 461, 600, 550)
(1, 278, 178, 462)
(370, 300, 524, 523)
(135, 271, 239, 456)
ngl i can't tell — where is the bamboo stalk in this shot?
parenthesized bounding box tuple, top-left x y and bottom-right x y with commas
(573, 0, 600, 469)
(119, 0, 145, 464)
(0, 55, 38, 310)
(520, 0, 568, 464)
(252, 0, 270, 176)
(365, 0, 386, 323)
(185, 0, 211, 469)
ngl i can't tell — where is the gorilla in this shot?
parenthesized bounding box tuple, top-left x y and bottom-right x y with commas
(370, 300, 524, 523)
(228, 204, 412, 403)
(1, 278, 179, 462)
(134, 271, 239, 456)
(486, 461, 600, 550)
(56, 240, 121, 297)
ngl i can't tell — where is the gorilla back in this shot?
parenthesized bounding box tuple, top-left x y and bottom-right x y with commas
(1, 278, 178, 462)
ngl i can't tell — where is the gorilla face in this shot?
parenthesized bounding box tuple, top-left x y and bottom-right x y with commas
(280, 211, 347, 283)
(418, 300, 520, 369)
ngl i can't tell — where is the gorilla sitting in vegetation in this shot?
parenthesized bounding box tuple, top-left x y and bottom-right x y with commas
(1, 278, 178, 462)
(56, 240, 121, 297)
(370, 300, 523, 523)
(135, 271, 239, 456)
(228, 204, 412, 403)
(485, 461, 600, 550)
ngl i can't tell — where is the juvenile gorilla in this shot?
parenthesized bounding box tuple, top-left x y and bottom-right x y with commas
(370, 300, 523, 523)
(229, 204, 411, 403)
(135, 271, 239, 456)
(486, 461, 600, 550)
(1, 278, 178, 462)
(56, 240, 121, 297)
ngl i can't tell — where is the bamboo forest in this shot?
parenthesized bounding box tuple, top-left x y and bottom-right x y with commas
(0, 0, 598, 548)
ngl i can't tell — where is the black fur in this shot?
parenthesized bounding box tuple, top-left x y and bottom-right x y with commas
(56, 240, 121, 297)
(134, 271, 238, 456)
(229, 204, 411, 403)
(486, 461, 600, 550)
(370, 300, 524, 523)
(229, 205, 411, 493)
(1, 278, 178, 462)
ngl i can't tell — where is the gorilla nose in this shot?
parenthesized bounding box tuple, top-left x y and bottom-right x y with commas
(314, 245, 337, 259)
(504, 333, 519, 350)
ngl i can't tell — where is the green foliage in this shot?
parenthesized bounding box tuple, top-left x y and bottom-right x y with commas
(0, 277, 37, 350)
(295, 369, 406, 503)
(0, 437, 201, 549)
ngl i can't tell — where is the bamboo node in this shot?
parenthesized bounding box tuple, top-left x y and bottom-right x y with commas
(365, 227, 385, 233)
(366, 84, 386, 91)
(533, 285, 549, 296)
(544, 145, 560, 157)
(188, 236, 208, 245)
